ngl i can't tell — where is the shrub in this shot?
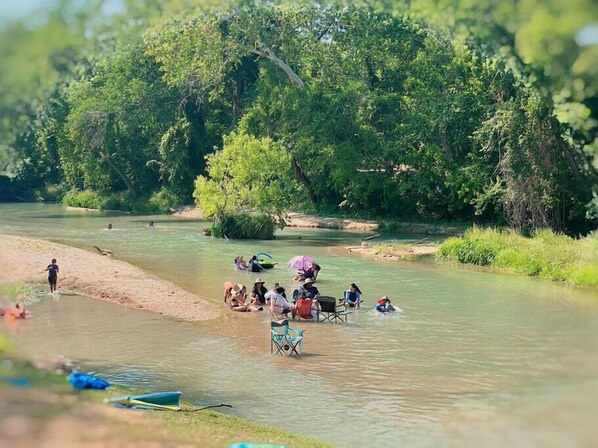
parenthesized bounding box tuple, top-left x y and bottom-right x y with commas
(437, 237, 465, 257)
(39, 183, 68, 202)
(148, 189, 181, 214)
(208, 213, 277, 239)
(62, 189, 104, 209)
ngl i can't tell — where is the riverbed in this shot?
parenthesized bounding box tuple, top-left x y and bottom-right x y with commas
(1, 203, 597, 447)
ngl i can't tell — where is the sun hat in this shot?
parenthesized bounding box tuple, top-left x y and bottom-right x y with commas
(232, 284, 244, 293)
(254, 278, 264, 284)
(304, 278, 315, 284)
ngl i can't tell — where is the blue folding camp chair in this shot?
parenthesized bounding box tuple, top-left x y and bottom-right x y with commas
(270, 320, 305, 356)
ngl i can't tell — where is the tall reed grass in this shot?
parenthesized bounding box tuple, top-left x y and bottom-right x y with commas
(437, 227, 598, 287)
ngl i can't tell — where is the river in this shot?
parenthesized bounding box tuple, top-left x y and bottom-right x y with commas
(1, 203, 597, 447)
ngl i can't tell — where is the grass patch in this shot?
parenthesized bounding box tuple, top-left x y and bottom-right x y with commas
(437, 227, 598, 287)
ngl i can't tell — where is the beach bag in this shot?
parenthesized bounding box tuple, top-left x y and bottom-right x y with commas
(68, 371, 110, 389)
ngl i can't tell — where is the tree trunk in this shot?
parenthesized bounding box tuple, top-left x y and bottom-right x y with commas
(182, 95, 211, 174)
(291, 158, 319, 203)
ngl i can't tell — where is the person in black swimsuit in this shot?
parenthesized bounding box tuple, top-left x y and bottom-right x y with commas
(45, 258, 59, 293)
(250, 278, 268, 306)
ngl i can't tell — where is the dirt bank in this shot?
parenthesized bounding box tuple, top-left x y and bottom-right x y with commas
(0, 234, 218, 321)
(346, 243, 438, 261)
(170, 205, 203, 219)
(284, 212, 378, 232)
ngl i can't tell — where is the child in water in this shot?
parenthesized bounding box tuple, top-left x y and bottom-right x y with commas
(44, 258, 59, 294)
(375, 296, 395, 314)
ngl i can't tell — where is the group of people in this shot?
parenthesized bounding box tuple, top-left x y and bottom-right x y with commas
(222, 273, 381, 318)
(223, 277, 324, 318)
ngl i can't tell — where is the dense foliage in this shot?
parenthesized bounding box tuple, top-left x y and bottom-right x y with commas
(438, 227, 598, 287)
(206, 212, 277, 240)
(0, 1, 596, 235)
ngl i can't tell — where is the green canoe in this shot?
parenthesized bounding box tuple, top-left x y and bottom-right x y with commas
(108, 390, 182, 411)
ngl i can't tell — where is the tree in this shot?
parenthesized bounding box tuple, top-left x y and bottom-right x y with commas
(194, 130, 299, 220)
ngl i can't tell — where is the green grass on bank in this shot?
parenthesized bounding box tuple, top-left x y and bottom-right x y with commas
(437, 227, 598, 287)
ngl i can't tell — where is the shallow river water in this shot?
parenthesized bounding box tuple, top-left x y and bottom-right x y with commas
(1, 204, 597, 447)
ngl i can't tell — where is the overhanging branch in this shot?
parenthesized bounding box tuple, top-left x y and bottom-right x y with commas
(252, 41, 305, 89)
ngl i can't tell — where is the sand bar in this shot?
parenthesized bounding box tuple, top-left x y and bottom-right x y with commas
(0, 234, 218, 321)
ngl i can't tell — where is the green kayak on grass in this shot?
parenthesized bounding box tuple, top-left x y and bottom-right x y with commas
(108, 390, 182, 411)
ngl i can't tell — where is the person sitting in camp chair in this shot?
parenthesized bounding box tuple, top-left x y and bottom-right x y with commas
(298, 278, 320, 299)
(342, 283, 362, 311)
(274, 283, 287, 299)
(293, 291, 320, 320)
(267, 287, 295, 317)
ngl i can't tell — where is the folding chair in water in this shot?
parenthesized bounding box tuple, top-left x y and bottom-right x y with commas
(270, 320, 305, 356)
(317, 296, 351, 324)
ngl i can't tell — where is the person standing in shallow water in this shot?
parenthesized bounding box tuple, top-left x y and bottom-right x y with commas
(45, 258, 59, 294)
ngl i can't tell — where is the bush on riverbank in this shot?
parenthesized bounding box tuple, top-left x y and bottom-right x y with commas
(207, 213, 277, 239)
(437, 227, 598, 287)
(62, 188, 180, 214)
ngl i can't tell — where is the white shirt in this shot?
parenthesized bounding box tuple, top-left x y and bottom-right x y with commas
(266, 291, 294, 313)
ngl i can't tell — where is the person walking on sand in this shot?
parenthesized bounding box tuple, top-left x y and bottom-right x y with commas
(45, 258, 59, 294)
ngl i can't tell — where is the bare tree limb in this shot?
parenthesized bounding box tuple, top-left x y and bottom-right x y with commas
(252, 41, 305, 89)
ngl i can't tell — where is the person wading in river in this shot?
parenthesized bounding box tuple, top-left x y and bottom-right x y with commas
(44, 258, 59, 294)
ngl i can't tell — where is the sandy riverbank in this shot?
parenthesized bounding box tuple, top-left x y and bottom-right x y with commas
(346, 243, 438, 260)
(172, 206, 379, 232)
(0, 234, 218, 321)
(284, 212, 378, 232)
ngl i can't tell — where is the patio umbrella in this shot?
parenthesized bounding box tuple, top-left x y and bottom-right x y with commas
(288, 255, 316, 271)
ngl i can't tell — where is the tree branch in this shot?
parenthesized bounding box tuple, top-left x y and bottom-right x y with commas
(252, 41, 305, 89)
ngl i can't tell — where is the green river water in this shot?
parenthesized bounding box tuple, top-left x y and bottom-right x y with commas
(1, 204, 597, 447)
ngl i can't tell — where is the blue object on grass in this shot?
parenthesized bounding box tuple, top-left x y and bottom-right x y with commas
(0, 376, 30, 387)
(68, 371, 110, 389)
